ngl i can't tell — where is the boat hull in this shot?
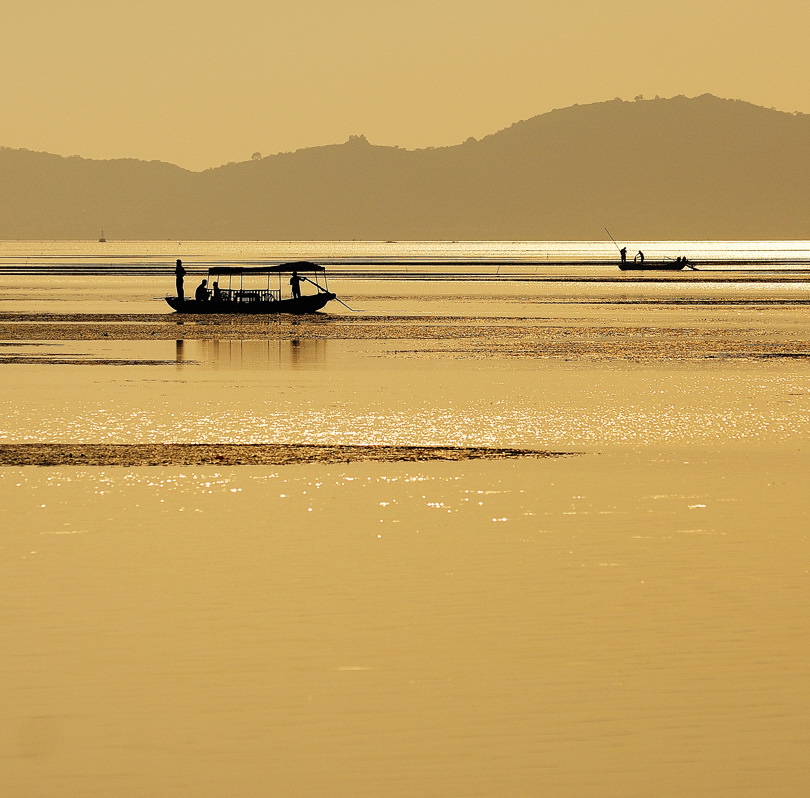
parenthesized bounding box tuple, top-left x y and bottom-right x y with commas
(619, 262, 686, 271)
(165, 293, 336, 314)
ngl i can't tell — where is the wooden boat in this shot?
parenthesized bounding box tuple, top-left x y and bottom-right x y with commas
(166, 261, 337, 314)
(619, 257, 694, 271)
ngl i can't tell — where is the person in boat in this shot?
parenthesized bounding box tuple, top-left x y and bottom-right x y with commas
(290, 271, 302, 299)
(175, 259, 187, 301)
(635, 250, 645, 264)
(620, 247, 627, 265)
(212, 281, 223, 302)
(195, 279, 210, 302)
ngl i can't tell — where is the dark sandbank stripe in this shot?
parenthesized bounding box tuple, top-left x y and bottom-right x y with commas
(0, 443, 576, 467)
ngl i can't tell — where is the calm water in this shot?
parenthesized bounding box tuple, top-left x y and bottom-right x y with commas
(1, 238, 809, 267)
(2, 239, 810, 317)
(2, 241, 810, 797)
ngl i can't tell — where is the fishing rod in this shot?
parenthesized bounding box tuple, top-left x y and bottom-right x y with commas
(604, 228, 622, 253)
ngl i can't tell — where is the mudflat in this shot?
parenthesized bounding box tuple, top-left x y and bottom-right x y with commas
(0, 442, 570, 467)
(1, 311, 809, 363)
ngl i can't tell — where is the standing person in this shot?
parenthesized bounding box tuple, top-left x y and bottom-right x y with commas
(620, 247, 627, 265)
(290, 271, 302, 299)
(175, 259, 187, 300)
(195, 279, 210, 302)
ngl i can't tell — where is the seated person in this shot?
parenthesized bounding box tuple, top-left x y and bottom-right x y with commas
(195, 279, 210, 301)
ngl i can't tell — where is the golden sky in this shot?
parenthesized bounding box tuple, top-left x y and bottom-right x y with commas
(2, 0, 808, 170)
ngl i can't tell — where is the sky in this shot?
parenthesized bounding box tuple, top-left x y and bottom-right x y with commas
(1, 0, 808, 170)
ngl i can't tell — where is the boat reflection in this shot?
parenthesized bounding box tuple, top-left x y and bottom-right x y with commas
(175, 338, 327, 369)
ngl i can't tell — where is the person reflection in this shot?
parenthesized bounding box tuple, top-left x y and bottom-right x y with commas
(288, 339, 300, 366)
(175, 339, 185, 364)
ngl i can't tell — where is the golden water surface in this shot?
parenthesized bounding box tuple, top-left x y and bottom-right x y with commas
(2, 242, 810, 796)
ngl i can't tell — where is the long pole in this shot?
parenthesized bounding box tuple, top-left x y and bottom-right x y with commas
(333, 297, 359, 312)
(605, 228, 621, 252)
(301, 275, 359, 312)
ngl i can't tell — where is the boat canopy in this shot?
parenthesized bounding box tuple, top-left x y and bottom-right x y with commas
(207, 260, 325, 276)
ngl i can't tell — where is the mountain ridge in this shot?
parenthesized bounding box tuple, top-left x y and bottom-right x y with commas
(1, 95, 808, 240)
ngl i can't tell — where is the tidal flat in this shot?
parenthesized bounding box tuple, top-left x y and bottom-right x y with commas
(2, 242, 810, 797)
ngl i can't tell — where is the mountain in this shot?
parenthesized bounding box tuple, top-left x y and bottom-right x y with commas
(1, 94, 808, 240)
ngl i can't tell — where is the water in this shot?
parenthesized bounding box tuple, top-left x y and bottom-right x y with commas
(1, 238, 809, 268)
(1, 343, 809, 448)
(2, 239, 810, 317)
(2, 241, 810, 796)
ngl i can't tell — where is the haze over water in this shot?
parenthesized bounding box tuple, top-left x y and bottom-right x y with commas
(3, 240, 810, 797)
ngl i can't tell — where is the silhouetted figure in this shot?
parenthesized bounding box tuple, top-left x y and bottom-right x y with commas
(195, 279, 209, 302)
(635, 250, 645, 265)
(175, 259, 186, 300)
(620, 247, 627, 265)
(212, 281, 223, 301)
(290, 271, 302, 299)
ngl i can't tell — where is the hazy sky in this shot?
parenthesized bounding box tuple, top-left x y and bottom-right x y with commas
(2, 0, 808, 170)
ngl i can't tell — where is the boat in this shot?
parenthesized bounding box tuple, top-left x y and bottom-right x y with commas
(98, 230, 106, 243)
(165, 260, 337, 314)
(606, 231, 695, 271)
(619, 259, 692, 271)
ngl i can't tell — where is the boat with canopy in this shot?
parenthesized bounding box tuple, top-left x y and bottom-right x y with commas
(166, 261, 337, 314)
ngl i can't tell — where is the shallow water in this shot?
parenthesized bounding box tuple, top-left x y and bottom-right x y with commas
(4, 451, 810, 797)
(2, 241, 810, 797)
(1, 341, 810, 449)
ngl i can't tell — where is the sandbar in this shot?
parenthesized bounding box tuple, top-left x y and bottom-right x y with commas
(0, 443, 574, 467)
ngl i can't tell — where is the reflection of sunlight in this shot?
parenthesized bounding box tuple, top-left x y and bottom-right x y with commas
(4, 398, 810, 447)
(3, 361, 810, 449)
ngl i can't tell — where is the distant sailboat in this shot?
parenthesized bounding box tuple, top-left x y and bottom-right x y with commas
(98, 230, 106, 242)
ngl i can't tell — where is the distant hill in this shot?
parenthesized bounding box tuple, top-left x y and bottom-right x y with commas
(1, 94, 809, 240)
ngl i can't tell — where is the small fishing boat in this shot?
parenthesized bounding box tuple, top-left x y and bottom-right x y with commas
(605, 231, 695, 271)
(619, 258, 692, 271)
(166, 260, 337, 314)
(98, 230, 106, 243)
